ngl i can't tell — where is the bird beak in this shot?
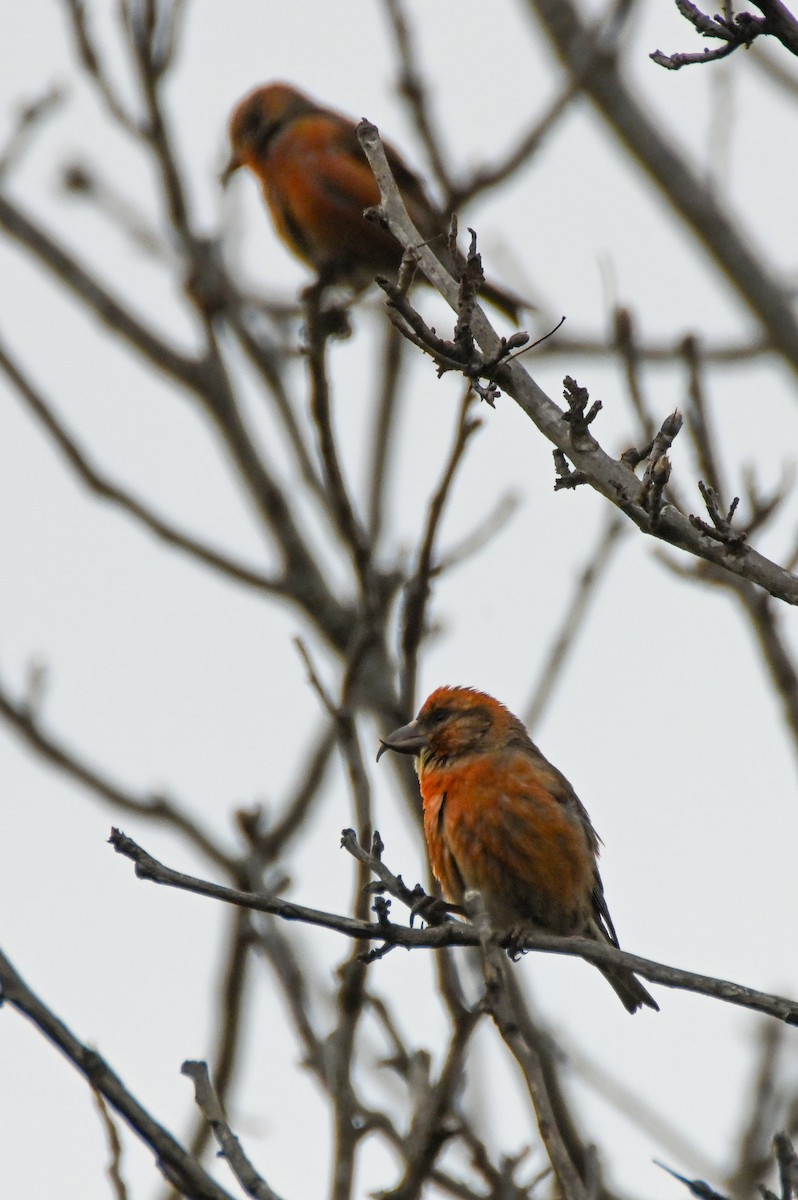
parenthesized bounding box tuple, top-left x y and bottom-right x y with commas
(376, 719, 428, 762)
(220, 152, 241, 187)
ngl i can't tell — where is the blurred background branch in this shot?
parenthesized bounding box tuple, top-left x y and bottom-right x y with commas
(1, 3, 797, 1199)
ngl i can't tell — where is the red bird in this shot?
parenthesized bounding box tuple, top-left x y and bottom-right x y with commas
(223, 82, 523, 318)
(379, 685, 657, 1014)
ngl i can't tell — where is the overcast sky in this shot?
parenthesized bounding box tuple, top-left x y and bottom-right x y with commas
(2, 3, 798, 1198)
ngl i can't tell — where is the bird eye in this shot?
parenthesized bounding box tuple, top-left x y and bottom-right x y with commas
(427, 708, 449, 726)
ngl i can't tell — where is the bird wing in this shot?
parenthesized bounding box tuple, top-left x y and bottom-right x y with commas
(303, 117, 438, 236)
(533, 753, 621, 947)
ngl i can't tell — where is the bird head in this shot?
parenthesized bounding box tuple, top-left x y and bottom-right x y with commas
(223, 83, 316, 183)
(377, 686, 524, 767)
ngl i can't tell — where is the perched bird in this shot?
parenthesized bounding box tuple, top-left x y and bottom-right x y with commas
(378, 685, 658, 1014)
(223, 82, 523, 318)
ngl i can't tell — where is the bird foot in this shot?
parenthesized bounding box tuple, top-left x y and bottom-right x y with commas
(408, 888, 459, 928)
(504, 923, 533, 961)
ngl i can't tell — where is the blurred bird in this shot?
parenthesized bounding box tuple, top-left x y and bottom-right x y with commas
(223, 82, 524, 318)
(378, 685, 658, 1014)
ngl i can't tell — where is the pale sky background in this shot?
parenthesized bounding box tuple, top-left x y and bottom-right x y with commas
(2, 2, 798, 1198)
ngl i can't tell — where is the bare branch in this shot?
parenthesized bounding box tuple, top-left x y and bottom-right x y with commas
(342, 827, 458, 926)
(450, 0, 640, 213)
(0, 192, 203, 387)
(240, 727, 337, 864)
(380, 1007, 480, 1200)
(773, 1132, 798, 1199)
(358, 118, 798, 603)
(357, 122, 466, 316)
(681, 336, 725, 499)
(110, 830, 798, 1025)
(689, 481, 745, 548)
(126, 0, 192, 240)
(62, 0, 140, 132)
(651, 39, 747, 71)
(60, 158, 174, 259)
(0, 85, 65, 182)
(539, 331, 773, 364)
(651, 1, 769, 69)
(527, 0, 798, 372)
(182, 1061, 285, 1200)
(0, 672, 233, 872)
(468, 892, 587, 1200)
(367, 322, 406, 542)
(0, 339, 289, 597)
(727, 1023, 786, 1197)
(227, 305, 327, 501)
(567, 1037, 721, 1180)
(0, 945, 238, 1200)
(436, 490, 521, 573)
(303, 292, 373, 595)
(384, 0, 455, 194)
(751, 38, 798, 94)
(399, 390, 481, 711)
(178, 909, 254, 1173)
(294, 639, 378, 1200)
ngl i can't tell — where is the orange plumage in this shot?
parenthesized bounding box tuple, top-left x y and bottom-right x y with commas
(379, 686, 657, 1014)
(224, 83, 523, 318)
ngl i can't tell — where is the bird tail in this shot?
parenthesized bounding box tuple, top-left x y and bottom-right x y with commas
(478, 277, 528, 322)
(586, 916, 659, 1014)
(598, 964, 659, 1015)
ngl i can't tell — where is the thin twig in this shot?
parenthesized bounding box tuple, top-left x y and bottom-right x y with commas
(91, 1087, 130, 1200)
(63, 0, 140, 132)
(303, 292, 373, 598)
(245, 727, 337, 864)
(380, 1008, 481, 1200)
(530, 0, 798, 374)
(660, 556, 798, 759)
(60, 159, 173, 259)
(126, 4, 192, 242)
(449, 67, 597, 211)
(399, 390, 481, 711)
(654, 1158, 729, 1199)
(384, 0, 455, 194)
(227, 307, 326, 499)
(726, 1023, 785, 1197)
(294, 638, 376, 1200)
(436, 492, 521, 573)
(0, 193, 203, 387)
(0, 85, 66, 182)
(538, 331, 773, 364)
(681, 335, 725, 499)
(0, 339, 288, 598)
(367, 322, 406, 542)
(566, 1038, 720, 1180)
(524, 516, 625, 730)
(0, 674, 234, 872)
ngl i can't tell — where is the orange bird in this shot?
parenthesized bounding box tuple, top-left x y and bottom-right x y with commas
(378, 686, 658, 1014)
(224, 82, 523, 318)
